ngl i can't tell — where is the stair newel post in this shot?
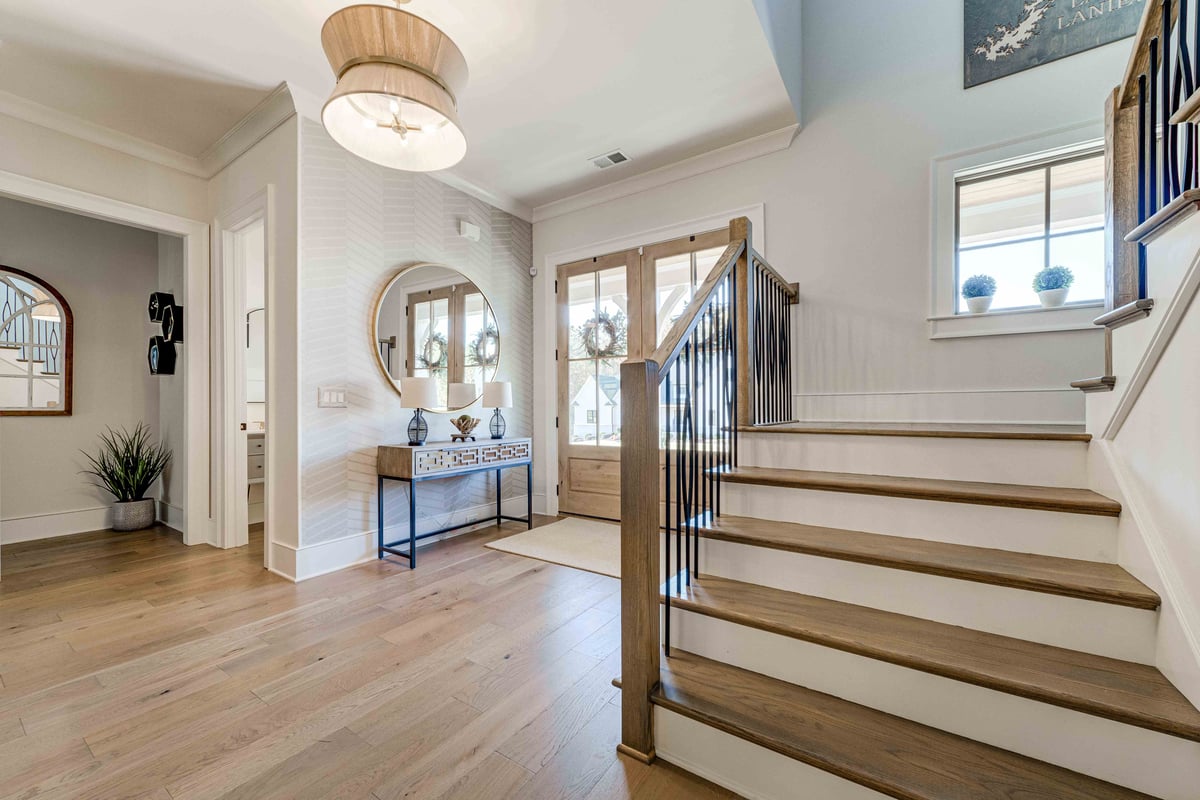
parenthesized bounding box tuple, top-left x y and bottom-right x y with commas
(618, 357, 662, 764)
(731, 216, 752, 431)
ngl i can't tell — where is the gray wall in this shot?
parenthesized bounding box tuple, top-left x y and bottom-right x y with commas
(0, 197, 163, 527)
(299, 119, 533, 548)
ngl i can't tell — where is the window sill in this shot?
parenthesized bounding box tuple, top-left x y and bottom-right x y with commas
(927, 302, 1105, 339)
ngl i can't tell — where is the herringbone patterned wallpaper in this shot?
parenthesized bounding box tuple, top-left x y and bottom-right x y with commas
(299, 120, 533, 547)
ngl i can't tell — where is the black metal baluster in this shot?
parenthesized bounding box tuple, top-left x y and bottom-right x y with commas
(1151, 39, 1161, 216)
(1140, 74, 1150, 226)
(663, 365, 672, 656)
(1164, 0, 1177, 205)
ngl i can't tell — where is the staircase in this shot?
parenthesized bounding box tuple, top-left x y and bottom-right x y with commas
(649, 423, 1200, 800)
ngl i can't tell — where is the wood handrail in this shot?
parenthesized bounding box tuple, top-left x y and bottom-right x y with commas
(649, 238, 746, 372)
(1118, 0, 1176, 109)
(750, 250, 798, 301)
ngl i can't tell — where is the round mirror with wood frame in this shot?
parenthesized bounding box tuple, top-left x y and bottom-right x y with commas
(372, 263, 500, 412)
(0, 265, 73, 416)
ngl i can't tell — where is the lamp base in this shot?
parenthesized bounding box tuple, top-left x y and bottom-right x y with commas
(489, 408, 506, 440)
(407, 408, 429, 446)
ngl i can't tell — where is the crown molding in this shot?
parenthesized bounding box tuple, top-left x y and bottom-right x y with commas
(531, 123, 800, 224)
(0, 83, 296, 180)
(0, 88, 208, 177)
(197, 83, 296, 176)
(432, 169, 533, 222)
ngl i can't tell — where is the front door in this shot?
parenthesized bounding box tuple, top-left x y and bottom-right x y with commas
(555, 229, 729, 520)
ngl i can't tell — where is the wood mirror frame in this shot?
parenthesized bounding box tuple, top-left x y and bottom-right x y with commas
(0, 265, 73, 416)
(371, 263, 500, 412)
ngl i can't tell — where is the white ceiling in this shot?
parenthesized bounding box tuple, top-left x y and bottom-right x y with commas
(0, 0, 795, 211)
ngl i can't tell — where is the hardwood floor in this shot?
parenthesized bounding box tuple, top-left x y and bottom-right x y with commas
(0, 521, 736, 800)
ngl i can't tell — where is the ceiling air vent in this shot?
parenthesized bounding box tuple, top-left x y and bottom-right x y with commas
(591, 149, 630, 169)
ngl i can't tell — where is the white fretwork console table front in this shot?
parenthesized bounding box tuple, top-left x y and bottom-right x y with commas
(375, 437, 533, 568)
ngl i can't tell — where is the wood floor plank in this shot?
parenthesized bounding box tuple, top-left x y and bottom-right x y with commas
(655, 649, 1156, 800)
(0, 519, 717, 800)
(700, 515, 1159, 608)
(668, 573, 1200, 741)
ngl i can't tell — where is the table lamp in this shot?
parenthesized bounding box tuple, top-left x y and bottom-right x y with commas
(447, 382, 476, 410)
(400, 376, 439, 446)
(482, 381, 512, 439)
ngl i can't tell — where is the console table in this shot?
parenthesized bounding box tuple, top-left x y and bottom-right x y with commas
(376, 437, 533, 567)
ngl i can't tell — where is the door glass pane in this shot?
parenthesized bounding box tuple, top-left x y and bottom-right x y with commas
(567, 273, 596, 359)
(1050, 155, 1104, 234)
(694, 246, 725, 285)
(597, 358, 621, 446)
(957, 239, 1045, 311)
(655, 253, 692, 346)
(1049, 231, 1105, 302)
(959, 168, 1046, 247)
(412, 297, 450, 406)
(567, 360, 597, 443)
(596, 267, 629, 358)
(463, 291, 497, 392)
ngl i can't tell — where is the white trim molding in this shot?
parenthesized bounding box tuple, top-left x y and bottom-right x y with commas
(929, 122, 1105, 338)
(0, 84, 295, 181)
(532, 126, 798, 223)
(0, 507, 111, 544)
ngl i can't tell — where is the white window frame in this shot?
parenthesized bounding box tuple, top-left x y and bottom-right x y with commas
(930, 125, 1108, 339)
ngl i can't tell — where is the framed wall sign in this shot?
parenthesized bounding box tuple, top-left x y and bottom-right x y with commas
(965, 0, 1145, 88)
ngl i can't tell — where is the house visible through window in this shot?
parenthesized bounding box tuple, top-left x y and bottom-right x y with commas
(956, 151, 1105, 313)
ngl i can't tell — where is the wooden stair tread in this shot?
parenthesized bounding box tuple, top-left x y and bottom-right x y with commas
(737, 421, 1091, 441)
(699, 516, 1159, 609)
(716, 466, 1122, 516)
(1094, 298, 1154, 330)
(1071, 376, 1117, 393)
(653, 649, 1156, 800)
(664, 574, 1200, 742)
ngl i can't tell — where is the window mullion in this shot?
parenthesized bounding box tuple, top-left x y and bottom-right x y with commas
(1044, 165, 1052, 270)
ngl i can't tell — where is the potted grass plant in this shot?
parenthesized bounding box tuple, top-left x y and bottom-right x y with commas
(961, 274, 997, 314)
(81, 423, 171, 531)
(1034, 265, 1074, 308)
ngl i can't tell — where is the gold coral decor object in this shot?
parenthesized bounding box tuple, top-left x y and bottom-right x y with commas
(450, 414, 481, 442)
(321, 3, 469, 171)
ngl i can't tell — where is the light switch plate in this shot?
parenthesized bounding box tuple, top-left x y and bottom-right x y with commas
(317, 386, 348, 408)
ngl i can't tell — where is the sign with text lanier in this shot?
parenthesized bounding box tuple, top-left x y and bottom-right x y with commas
(965, 0, 1145, 88)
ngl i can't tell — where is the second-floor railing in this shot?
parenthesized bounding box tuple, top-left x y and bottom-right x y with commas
(1110, 0, 1200, 303)
(616, 216, 797, 762)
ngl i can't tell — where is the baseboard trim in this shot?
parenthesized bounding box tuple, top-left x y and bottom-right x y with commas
(287, 496, 530, 582)
(1, 506, 110, 543)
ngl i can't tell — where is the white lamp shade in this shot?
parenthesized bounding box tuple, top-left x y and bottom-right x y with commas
(447, 382, 476, 409)
(482, 381, 512, 408)
(400, 376, 439, 409)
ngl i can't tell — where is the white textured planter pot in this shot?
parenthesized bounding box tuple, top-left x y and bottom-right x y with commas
(112, 498, 156, 531)
(964, 295, 994, 314)
(1037, 288, 1069, 308)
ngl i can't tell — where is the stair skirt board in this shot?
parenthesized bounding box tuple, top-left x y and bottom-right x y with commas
(697, 538, 1157, 664)
(723, 484, 1118, 561)
(737, 433, 1090, 489)
(653, 707, 890, 800)
(666, 608, 1200, 800)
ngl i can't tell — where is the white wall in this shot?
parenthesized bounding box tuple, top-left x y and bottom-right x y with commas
(0, 197, 163, 540)
(156, 233, 187, 530)
(299, 119, 533, 563)
(533, 0, 1123, 433)
(207, 114, 301, 559)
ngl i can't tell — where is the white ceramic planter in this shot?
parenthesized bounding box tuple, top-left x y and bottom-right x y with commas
(964, 295, 994, 314)
(1037, 288, 1069, 308)
(112, 498, 156, 531)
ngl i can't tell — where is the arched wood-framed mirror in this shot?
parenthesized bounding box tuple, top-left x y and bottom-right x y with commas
(0, 265, 73, 416)
(372, 263, 500, 411)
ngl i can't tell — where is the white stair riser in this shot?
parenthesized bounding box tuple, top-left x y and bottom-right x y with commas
(670, 611, 1200, 800)
(697, 538, 1156, 664)
(654, 706, 889, 800)
(738, 433, 1089, 488)
(722, 483, 1118, 561)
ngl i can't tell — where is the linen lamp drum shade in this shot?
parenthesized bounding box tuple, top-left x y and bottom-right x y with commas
(447, 381, 476, 409)
(482, 381, 512, 408)
(400, 376, 439, 408)
(321, 4, 469, 172)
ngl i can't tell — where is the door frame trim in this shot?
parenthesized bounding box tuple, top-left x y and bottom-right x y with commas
(537, 204, 765, 516)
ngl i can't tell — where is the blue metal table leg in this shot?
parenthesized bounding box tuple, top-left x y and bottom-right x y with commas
(526, 463, 533, 529)
(377, 476, 384, 559)
(408, 478, 417, 569)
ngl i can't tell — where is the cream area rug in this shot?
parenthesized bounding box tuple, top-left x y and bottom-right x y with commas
(486, 516, 620, 578)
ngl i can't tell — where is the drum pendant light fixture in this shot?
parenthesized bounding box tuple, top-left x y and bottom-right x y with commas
(321, 3, 468, 172)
